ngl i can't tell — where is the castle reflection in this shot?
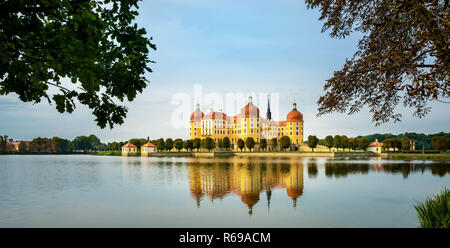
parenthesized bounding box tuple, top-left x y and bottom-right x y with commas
(120, 157, 449, 215)
(188, 157, 304, 215)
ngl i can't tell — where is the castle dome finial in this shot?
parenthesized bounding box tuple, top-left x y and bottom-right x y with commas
(248, 95, 253, 105)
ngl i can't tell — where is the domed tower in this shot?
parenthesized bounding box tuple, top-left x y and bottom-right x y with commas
(190, 104, 204, 139)
(285, 102, 304, 145)
(239, 96, 261, 143)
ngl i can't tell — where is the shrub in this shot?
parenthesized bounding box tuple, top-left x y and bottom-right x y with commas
(414, 187, 450, 228)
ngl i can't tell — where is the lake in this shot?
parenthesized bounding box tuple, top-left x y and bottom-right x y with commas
(0, 155, 448, 227)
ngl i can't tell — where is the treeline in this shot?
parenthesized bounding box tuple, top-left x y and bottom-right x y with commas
(316, 135, 371, 151)
(0, 134, 108, 154)
(355, 132, 450, 150)
(107, 136, 295, 152)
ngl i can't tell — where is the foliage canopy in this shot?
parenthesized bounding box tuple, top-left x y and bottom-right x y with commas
(0, 0, 156, 128)
(307, 0, 449, 125)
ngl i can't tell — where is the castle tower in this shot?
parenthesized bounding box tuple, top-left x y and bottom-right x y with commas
(266, 96, 272, 121)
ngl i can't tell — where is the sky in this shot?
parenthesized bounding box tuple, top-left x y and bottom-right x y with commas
(0, 0, 449, 143)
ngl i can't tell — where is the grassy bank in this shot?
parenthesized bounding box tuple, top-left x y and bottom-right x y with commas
(96, 151, 123, 156)
(414, 187, 450, 228)
(390, 153, 450, 161)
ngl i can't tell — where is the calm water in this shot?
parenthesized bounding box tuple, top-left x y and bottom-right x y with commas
(0, 155, 449, 227)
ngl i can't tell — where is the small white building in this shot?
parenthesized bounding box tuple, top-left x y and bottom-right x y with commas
(122, 142, 137, 156)
(141, 142, 156, 156)
(368, 139, 383, 153)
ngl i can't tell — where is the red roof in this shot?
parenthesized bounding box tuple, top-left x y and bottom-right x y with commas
(286, 110, 303, 122)
(278, 121, 287, 127)
(142, 142, 156, 148)
(205, 111, 227, 120)
(122, 142, 137, 148)
(286, 103, 303, 122)
(190, 111, 204, 122)
(368, 140, 383, 147)
(240, 104, 260, 118)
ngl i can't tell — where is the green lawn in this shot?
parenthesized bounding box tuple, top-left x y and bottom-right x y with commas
(390, 153, 450, 161)
(96, 151, 123, 156)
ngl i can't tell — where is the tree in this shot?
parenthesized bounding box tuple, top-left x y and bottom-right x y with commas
(333, 135, 342, 151)
(307, 135, 319, 152)
(156, 138, 165, 152)
(270, 138, 278, 151)
(18, 141, 28, 153)
(217, 139, 224, 150)
(0, 136, 6, 153)
(72, 136, 92, 151)
(401, 136, 411, 150)
(174, 139, 183, 152)
(0, 0, 156, 129)
(341, 135, 349, 151)
(279, 136, 291, 151)
(130, 138, 146, 150)
(324, 135, 334, 151)
(383, 138, 393, 150)
(392, 138, 403, 151)
(357, 137, 370, 151)
(237, 139, 245, 152)
(307, 0, 449, 125)
(193, 138, 201, 151)
(260, 139, 267, 151)
(183, 140, 193, 151)
(245, 137, 255, 152)
(51, 136, 70, 153)
(222, 137, 231, 150)
(203, 137, 215, 151)
(165, 138, 174, 152)
(88, 135, 101, 149)
(348, 138, 357, 151)
(431, 136, 448, 151)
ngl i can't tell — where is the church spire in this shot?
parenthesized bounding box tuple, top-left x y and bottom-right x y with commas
(266, 96, 272, 120)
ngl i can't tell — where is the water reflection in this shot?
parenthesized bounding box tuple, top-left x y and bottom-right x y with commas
(185, 157, 449, 215)
(188, 157, 304, 215)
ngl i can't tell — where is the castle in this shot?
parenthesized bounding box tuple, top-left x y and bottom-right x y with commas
(189, 96, 304, 148)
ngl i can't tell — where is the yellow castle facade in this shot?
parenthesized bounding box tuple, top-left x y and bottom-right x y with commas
(189, 96, 304, 147)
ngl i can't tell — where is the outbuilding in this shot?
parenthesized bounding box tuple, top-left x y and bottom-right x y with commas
(141, 142, 156, 156)
(122, 142, 137, 156)
(368, 139, 383, 153)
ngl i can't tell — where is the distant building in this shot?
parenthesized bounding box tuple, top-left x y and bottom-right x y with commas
(368, 139, 383, 153)
(189, 96, 304, 150)
(122, 142, 137, 156)
(6, 141, 30, 152)
(141, 142, 156, 156)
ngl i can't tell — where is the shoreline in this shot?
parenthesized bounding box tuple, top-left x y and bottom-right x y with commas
(99, 151, 450, 161)
(98, 151, 379, 158)
(2, 151, 449, 161)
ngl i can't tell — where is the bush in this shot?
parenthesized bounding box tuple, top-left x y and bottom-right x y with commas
(414, 187, 450, 228)
(388, 150, 441, 154)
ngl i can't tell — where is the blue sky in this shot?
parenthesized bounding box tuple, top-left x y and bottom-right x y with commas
(0, 0, 448, 143)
